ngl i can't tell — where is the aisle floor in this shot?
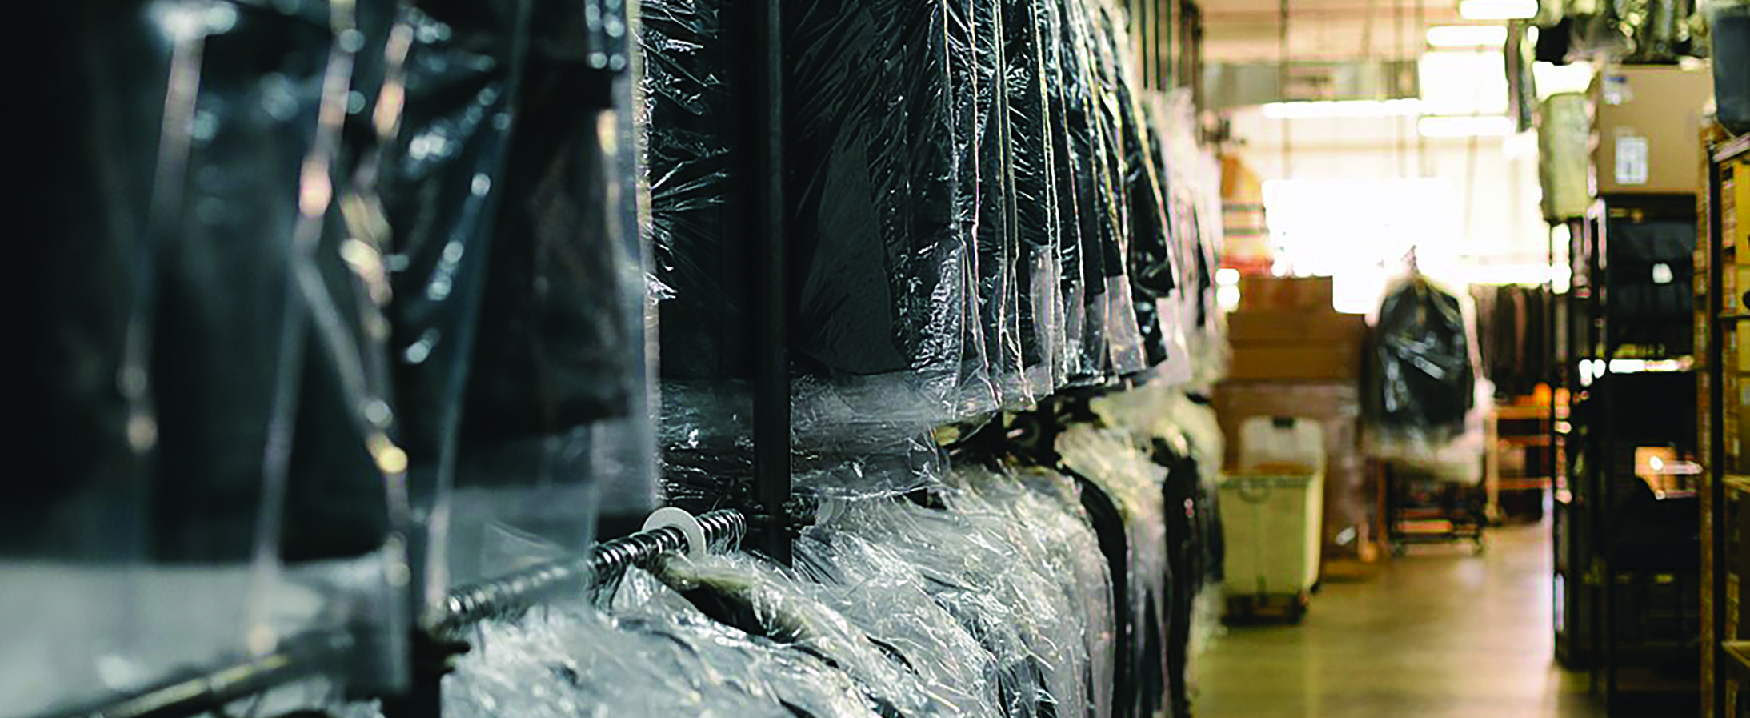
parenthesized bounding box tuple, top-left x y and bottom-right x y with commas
(1196, 525, 1602, 718)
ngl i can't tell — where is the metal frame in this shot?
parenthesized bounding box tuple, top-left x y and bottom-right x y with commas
(1704, 134, 1750, 718)
(1565, 194, 1706, 713)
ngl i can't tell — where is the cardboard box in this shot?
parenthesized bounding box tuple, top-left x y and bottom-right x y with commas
(1228, 310, 1368, 347)
(1240, 275, 1335, 311)
(1591, 64, 1714, 196)
(1229, 345, 1362, 382)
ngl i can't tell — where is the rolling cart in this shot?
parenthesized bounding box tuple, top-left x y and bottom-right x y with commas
(1384, 461, 1487, 555)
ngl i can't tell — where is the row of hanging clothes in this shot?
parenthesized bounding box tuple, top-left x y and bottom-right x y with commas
(14, 0, 1232, 713)
(1469, 285, 1555, 399)
(411, 383, 1226, 718)
(645, 0, 1229, 489)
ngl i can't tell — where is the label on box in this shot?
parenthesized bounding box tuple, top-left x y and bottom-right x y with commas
(1603, 74, 1631, 105)
(1615, 135, 1650, 185)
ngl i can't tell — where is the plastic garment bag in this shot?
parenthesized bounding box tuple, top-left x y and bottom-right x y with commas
(1365, 277, 1478, 455)
(1056, 424, 1169, 718)
(654, 551, 957, 717)
(430, 570, 881, 718)
(796, 457, 1116, 718)
(385, 0, 651, 591)
(10, 0, 409, 711)
(642, 0, 751, 383)
(784, 0, 981, 413)
(1003, 0, 1068, 400)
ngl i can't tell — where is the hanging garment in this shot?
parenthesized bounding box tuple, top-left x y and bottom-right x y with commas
(1367, 278, 1477, 444)
(642, 0, 753, 383)
(143, 0, 395, 564)
(1057, 425, 1170, 718)
(1003, 0, 1067, 397)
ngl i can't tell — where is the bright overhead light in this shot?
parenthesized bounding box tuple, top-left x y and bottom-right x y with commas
(1426, 25, 1510, 47)
(1459, 0, 1538, 20)
(1261, 98, 1423, 119)
(1417, 115, 1516, 137)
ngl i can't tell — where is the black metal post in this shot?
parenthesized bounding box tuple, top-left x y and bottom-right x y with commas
(1707, 147, 1729, 718)
(749, 0, 791, 566)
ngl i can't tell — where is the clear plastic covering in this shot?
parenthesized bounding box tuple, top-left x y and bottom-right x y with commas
(1055, 424, 1170, 718)
(642, 0, 1215, 482)
(1089, 384, 1227, 716)
(1710, 0, 1750, 131)
(1537, 93, 1590, 222)
(423, 455, 1123, 718)
(11, 0, 411, 711)
(1364, 275, 1487, 483)
(381, 0, 655, 598)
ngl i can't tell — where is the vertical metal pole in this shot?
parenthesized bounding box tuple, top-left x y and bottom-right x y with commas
(750, 0, 792, 566)
(1277, 0, 1290, 177)
(1708, 154, 1728, 718)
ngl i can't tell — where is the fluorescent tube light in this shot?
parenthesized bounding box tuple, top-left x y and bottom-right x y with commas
(1459, 0, 1537, 20)
(1417, 115, 1515, 137)
(1261, 98, 1423, 119)
(1426, 25, 1510, 47)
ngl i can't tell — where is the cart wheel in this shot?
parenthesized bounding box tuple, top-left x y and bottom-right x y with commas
(1289, 594, 1310, 623)
(1391, 543, 1407, 558)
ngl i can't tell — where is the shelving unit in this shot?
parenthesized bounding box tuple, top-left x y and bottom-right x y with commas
(1553, 194, 1703, 714)
(1490, 402, 1564, 523)
(1701, 130, 1750, 718)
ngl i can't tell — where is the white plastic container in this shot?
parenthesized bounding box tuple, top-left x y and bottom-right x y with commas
(1220, 471, 1325, 597)
(1237, 416, 1325, 473)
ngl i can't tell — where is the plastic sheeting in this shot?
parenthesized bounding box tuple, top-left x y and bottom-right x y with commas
(1090, 384, 1226, 718)
(1712, 1, 1750, 131)
(429, 459, 1121, 718)
(1055, 424, 1169, 718)
(382, 0, 656, 597)
(12, 0, 410, 711)
(642, 0, 1209, 482)
(1365, 277, 1485, 481)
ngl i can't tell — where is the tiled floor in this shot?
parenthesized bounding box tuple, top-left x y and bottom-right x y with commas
(1196, 525, 1607, 718)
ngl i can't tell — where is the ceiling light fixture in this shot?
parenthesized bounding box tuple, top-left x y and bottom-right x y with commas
(1426, 25, 1510, 47)
(1261, 98, 1424, 119)
(1458, 0, 1538, 20)
(1417, 115, 1517, 137)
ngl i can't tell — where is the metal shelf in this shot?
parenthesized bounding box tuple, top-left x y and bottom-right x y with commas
(1722, 641, 1750, 682)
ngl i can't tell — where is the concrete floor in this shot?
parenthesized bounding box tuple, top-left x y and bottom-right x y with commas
(1196, 525, 1605, 718)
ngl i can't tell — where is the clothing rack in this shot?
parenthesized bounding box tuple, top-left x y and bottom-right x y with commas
(36, 509, 747, 718)
(435, 508, 748, 632)
(34, 628, 355, 718)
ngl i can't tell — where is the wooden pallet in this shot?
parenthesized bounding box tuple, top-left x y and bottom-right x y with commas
(1224, 591, 1310, 625)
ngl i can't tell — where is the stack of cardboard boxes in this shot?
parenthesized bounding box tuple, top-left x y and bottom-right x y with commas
(1227, 276, 1365, 382)
(1216, 276, 1379, 563)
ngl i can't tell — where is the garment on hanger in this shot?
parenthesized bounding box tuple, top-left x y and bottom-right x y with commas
(1057, 425, 1170, 718)
(1367, 277, 1477, 443)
